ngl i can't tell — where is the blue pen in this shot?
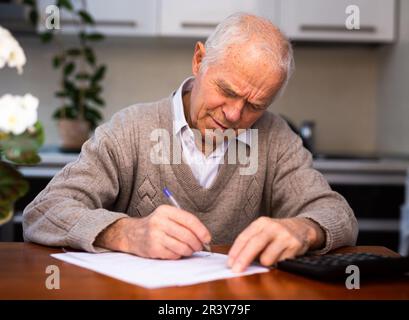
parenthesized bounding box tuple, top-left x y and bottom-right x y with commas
(163, 187, 211, 253)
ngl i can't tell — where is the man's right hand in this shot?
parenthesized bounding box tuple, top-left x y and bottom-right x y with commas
(94, 205, 211, 259)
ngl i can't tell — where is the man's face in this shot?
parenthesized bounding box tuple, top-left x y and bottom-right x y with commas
(186, 42, 285, 140)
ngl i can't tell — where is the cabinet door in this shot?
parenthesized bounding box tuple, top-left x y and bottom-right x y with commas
(37, 0, 158, 36)
(280, 0, 396, 42)
(159, 0, 279, 37)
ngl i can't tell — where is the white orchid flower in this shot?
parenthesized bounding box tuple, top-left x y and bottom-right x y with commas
(0, 94, 39, 135)
(0, 26, 38, 136)
(0, 25, 27, 74)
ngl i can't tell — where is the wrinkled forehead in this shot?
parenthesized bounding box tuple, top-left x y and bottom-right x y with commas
(207, 46, 285, 100)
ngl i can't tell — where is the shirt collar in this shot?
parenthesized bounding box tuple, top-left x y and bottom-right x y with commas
(172, 77, 252, 148)
(172, 77, 193, 136)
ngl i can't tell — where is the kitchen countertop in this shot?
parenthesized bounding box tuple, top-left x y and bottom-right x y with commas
(313, 158, 409, 172)
(16, 148, 409, 185)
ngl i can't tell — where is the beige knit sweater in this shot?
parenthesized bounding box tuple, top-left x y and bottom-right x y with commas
(22, 96, 358, 253)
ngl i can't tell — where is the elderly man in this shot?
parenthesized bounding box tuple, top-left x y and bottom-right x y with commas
(23, 13, 358, 272)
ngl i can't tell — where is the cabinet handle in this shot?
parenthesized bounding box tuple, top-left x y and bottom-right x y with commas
(61, 19, 138, 28)
(181, 22, 218, 29)
(300, 24, 376, 33)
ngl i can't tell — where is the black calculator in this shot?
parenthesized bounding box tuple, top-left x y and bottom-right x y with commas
(276, 252, 409, 281)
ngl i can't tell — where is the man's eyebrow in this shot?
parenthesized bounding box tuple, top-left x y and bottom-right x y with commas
(215, 79, 267, 108)
(215, 79, 240, 97)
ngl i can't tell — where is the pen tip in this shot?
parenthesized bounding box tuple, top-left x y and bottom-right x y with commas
(163, 187, 171, 198)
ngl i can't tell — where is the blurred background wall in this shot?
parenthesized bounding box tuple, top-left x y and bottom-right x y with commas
(0, 37, 380, 154)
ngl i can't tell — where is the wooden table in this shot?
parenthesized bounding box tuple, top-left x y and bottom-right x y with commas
(1, 243, 408, 299)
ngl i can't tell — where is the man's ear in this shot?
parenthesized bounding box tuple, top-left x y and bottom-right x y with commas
(192, 41, 205, 76)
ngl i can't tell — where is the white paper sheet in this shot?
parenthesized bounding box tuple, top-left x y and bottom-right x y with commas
(51, 251, 269, 289)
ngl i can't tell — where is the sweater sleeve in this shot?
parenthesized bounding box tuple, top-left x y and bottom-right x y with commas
(267, 117, 358, 254)
(22, 120, 131, 253)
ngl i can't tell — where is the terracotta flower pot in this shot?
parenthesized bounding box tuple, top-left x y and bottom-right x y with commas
(57, 119, 91, 152)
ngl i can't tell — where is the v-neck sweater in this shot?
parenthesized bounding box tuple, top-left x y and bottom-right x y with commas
(23, 95, 358, 253)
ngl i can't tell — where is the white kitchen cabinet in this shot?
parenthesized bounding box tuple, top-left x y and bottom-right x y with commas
(280, 0, 396, 43)
(37, 0, 158, 36)
(35, 0, 397, 43)
(159, 0, 280, 37)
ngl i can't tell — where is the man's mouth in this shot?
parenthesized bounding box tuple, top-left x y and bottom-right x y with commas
(211, 117, 228, 130)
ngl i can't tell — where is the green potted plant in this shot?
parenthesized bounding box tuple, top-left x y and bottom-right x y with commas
(0, 25, 44, 225)
(24, 0, 106, 151)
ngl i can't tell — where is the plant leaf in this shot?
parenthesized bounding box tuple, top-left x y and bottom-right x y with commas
(78, 10, 94, 25)
(40, 32, 53, 43)
(55, 90, 68, 98)
(84, 47, 96, 65)
(64, 62, 75, 76)
(89, 85, 102, 94)
(0, 161, 29, 224)
(85, 33, 105, 41)
(91, 65, 106, 83)
(85, 107, 103, 120)
(67, 48, 82, 56)
(84, 107, 103, 128)
(53, 55, 63, 68)
(57, 0, 74, 11)
(29, 9, 39, 26)
(76, 72, 90, 80)
(89, 95, 105, 106)
(63, 79, 77, 92)
(53, 106, 78, 119)
(63, 80, 80, 106)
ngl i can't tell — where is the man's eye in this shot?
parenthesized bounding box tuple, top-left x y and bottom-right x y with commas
(248, 103, 261, 111)
(218, 87, 236, 98)
(223, 90, 236, 98)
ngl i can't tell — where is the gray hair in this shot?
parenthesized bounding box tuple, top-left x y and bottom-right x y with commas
(201, 12, 295, 102)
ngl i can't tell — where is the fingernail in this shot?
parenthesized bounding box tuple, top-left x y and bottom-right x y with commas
(203, 243, 211, 252)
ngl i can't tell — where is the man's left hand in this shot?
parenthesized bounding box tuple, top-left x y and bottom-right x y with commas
(227, 217, 325, 272)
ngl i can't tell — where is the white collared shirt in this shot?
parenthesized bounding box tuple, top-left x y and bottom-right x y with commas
(172, 77, 251, 189)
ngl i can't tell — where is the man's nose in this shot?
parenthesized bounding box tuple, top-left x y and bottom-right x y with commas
(222, 100, 245, 124)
